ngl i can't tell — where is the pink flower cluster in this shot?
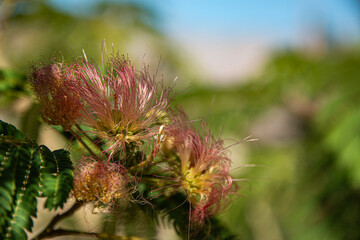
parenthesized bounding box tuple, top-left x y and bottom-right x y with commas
(29, 63, 83, 129)
(158, 119, 237, 224)
(30, 55, 171, 156)
(29, 53, 239, 225)
(72, 158, 128, 212)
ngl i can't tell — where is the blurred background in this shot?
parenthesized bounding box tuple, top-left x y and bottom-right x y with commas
(1, 0, 360, 239)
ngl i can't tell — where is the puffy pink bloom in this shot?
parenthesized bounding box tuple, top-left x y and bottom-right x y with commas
(72, 158, 128, 212)
(159, 120, 237, 224)
(30, 54, 173, 158)
(29, 63, 83, 129)
(70, 55, 172, 157)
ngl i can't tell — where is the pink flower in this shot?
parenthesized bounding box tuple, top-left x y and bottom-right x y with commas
(30, 54, 173, 159)
(71, 55, 172, 157)
(29, 63, 83, 130)
(159, 119, 237, 224)
(72, 158, 128, 212)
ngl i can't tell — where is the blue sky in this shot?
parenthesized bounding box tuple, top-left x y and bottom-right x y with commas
(51, 0, 360, 46)
(49, 0, 360, 82)
(135, 0, 360, 46)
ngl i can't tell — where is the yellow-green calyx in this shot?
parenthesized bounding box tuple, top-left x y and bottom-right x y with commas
(182, 167, 212, 204)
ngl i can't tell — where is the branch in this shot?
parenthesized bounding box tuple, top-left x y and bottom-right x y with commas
(32, 229, 146, 240)
(129, 125, 164, 173)
(74, 124, 109, 158)
(31, 202, 83, 240)
(69, 128, 98, 159)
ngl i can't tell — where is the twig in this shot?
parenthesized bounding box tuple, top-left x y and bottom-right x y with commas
(74, 124, 109, 157)
(33, 229, 146, 240)
(69, 128, 98, 159)
(31, 202, 83, 240)
(129, 125, 164, 173)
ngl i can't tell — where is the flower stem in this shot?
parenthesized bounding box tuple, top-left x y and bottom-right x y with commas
(74, 124, 108, 156)
(129, 125, 164, 172)
(69, 128, 98, 159)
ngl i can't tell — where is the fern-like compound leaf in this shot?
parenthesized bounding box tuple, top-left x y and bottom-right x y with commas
(0, 120, 74, 240)
(0, 120, 25, 141)
(0, 140, 40, 240)
(39, 147, 74, 210)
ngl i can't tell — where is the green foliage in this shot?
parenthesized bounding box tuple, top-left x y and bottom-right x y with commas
(20, 104, 42, 141)
(175, 49, 360, 239)
(4, 1, 181, 75)
(136, 185, 238, 240)
(39, 147, 74, 210)
(114, 203, 157, 240)
(0, 120, 74, 240)
(0, 69, 29, 105)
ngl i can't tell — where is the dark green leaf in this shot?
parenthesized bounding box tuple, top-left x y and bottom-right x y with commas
(0, 120, 74, 239)
(39, 146, 74, 210)
(0, 120, 25, 140)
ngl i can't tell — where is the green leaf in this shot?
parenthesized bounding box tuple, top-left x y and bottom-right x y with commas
(39, 146, 74, 210)
(0, 120, 25, 140)
(0, 120, 74, 239)
(141, 184, 238, 240)
(20, 103, 42, 141)
(0, 140, 40, 240)
(8, 224, 27, 240)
